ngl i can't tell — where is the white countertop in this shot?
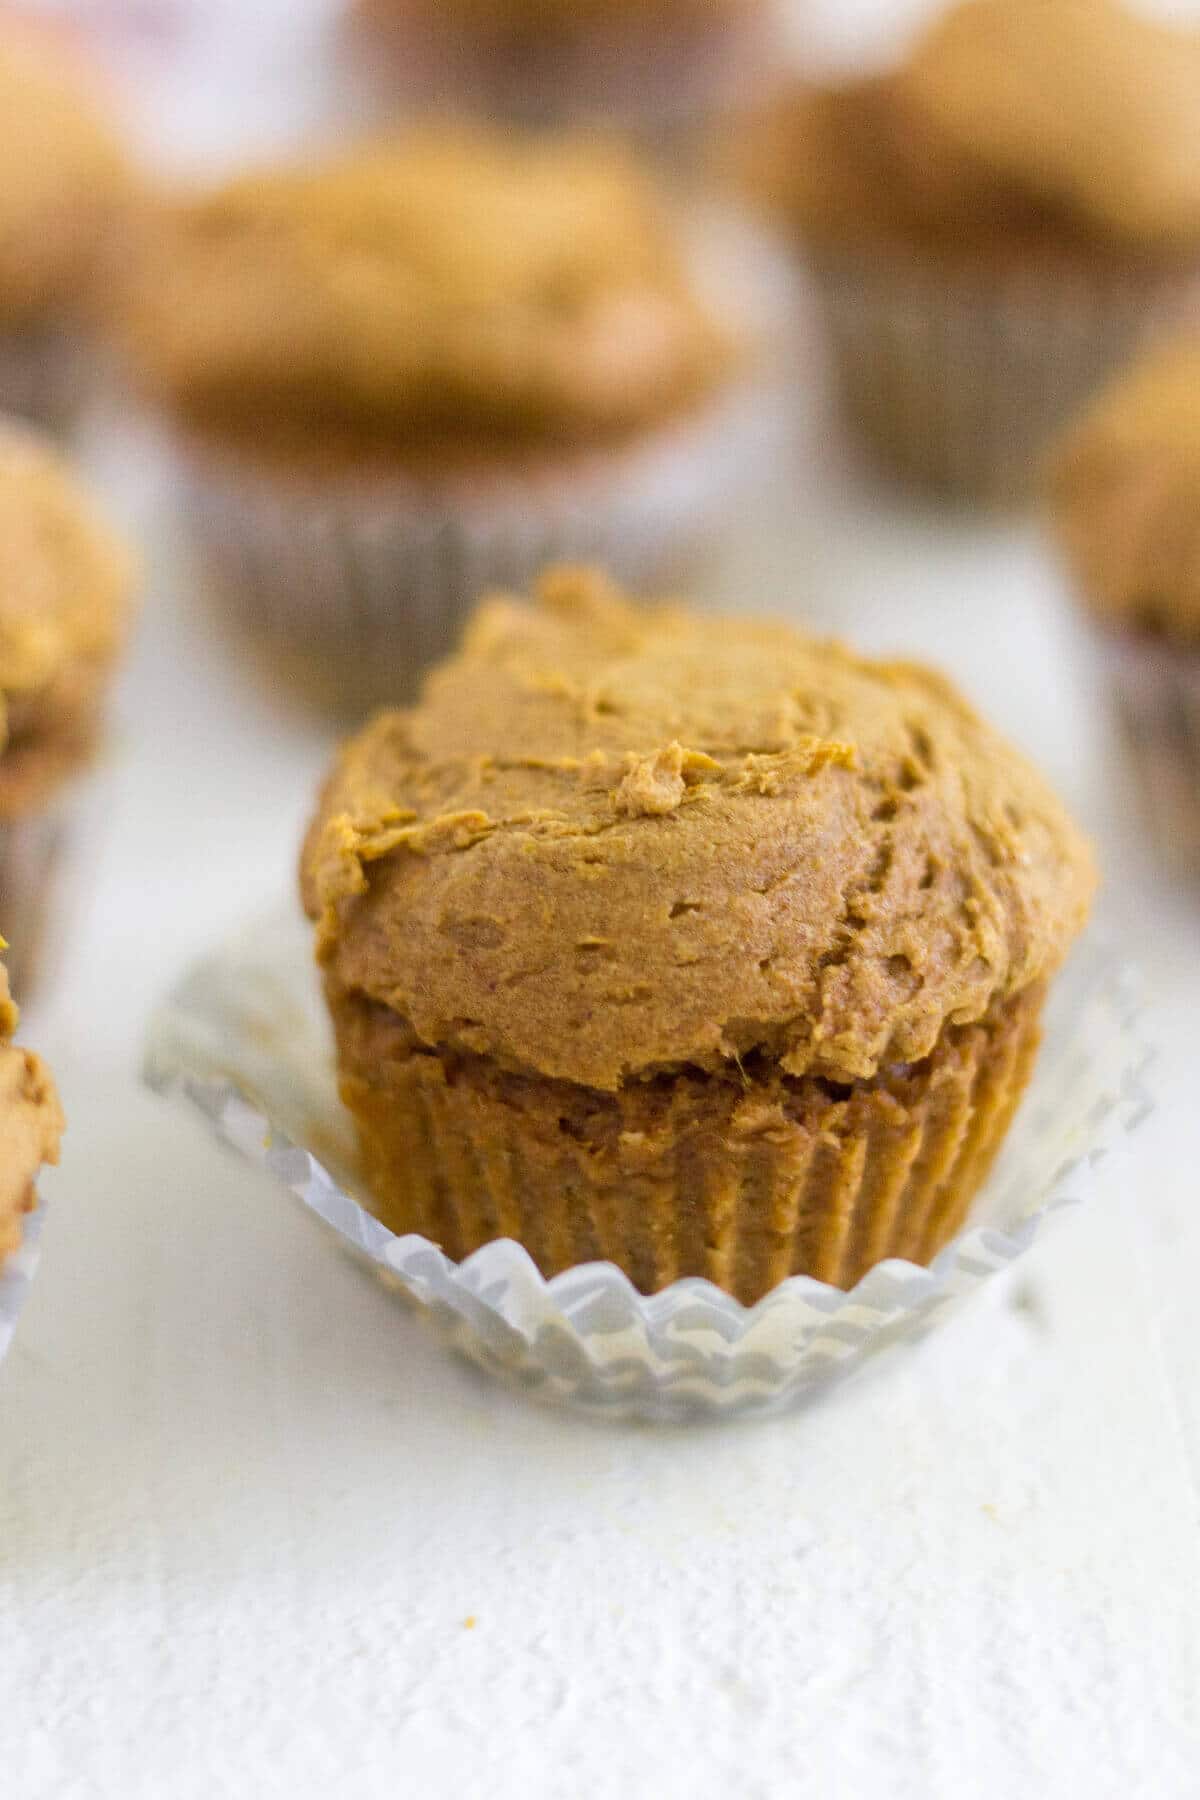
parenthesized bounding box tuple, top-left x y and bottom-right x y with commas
(4, 5, 1200, 1797)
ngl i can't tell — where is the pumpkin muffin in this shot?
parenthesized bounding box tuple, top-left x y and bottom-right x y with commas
(0, 18, 131, 430)
(1049, 335, 1200, 875)
(349, 0, 776, 139)
(118, 130, 756, 708)
(0, 954, 63, 1267)
(301, 567, 1095, 1305)
(742, 0, 1200, 501)
(0, 422, 137, 996)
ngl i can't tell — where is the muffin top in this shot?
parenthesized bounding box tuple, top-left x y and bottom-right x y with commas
(0, 424, 136, 818)
(0, 959, 63, 1258)
(303, 568, 1094, 1091)
(0, 21, 130, 321)
(1048, 335, 1200, 644)
(121, 131, 735, 451)
(745, 0, 1200, 267)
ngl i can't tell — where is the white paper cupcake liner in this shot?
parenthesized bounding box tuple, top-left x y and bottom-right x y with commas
(1095, 628, 1200, 877)
(808, 251, 1200, 503)
(0, 1200, 44, 1369)
(0, 808, 71, 1002)
(177, 378, 783, 707)
(142, 908, 1154, 1422)
(348, 2, 779, 137)
(0, 752, 119, 1003)
(0, 319, 89, 436)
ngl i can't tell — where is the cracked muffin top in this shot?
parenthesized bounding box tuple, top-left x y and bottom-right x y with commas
(1048, 334, 1200, 644)
(0, 959, 63, 1261)
(302, 568, 1094, 1091)
(743, 0, 1200, 268)
(120, 129, 735, 449)
(0, 20, 131, 322)
(0, 423, 137, 818)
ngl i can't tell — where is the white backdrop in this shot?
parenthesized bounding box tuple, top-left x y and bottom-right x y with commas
(3, 5, 1200, 1797)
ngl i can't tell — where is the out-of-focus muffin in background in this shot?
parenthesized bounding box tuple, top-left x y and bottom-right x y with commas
(1048, 334, 1200, 879)
(0, 11, 134, 430)
(111, 127, 773, 712)
(0, 420, 137, 998)
(738, 0, 1200, 504)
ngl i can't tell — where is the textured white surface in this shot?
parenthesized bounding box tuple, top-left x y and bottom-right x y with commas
(4, 3, 1200, 1796)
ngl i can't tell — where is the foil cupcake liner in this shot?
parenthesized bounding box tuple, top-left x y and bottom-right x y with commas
(1095, 629, 1200, 877)
(0, 1199, 44, 1368)
(808, 251, 1200, 503)
(329, 980, 1043, 1305)
(143, 908, 1153, 1422)
(177, 378, 781, 709)
(0, 319, 89, 436)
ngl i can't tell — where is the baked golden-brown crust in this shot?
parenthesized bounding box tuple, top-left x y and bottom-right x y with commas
(0, 423, 137, 819)
(303, 568, 1095, 1092)
(0, 21, 130, 322)
(1049, 335, 1200, 644)
(120, 131, 735, 448)
(743, 0, 1200, 268)
(0, 959, 63, 1263)
(328, 975, 1043, 1302)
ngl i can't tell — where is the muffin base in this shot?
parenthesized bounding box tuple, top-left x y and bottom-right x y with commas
(329, 981, 1045, 1307)
(0, 809, 69, 1002)
(1097, 628, 1200, 877)
(177, 384, 773, 711)
(349, 0, 777, 135)
(0, 318, 87, 436)
(808, 249, 1200, 503)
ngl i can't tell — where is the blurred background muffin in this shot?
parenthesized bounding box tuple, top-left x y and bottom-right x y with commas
(740, 0, 1200, 503)
(0, 14, 132, 431)
(1048, 334, 1200, 879)
(302, 567, 1095, 1304)
(0, 421, 137, 998)
(116, 128, 770, 711)
(0, 951, 62, 1269)
(346, 0, 780, 148)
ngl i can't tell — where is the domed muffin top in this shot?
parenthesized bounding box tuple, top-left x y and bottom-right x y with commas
(120, 130, 735, 448)
(303, 570, 1094, 1091)
(1049, 335, 1200, 643)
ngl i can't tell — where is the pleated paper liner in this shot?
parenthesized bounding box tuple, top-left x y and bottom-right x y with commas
(345, 0, 780, 142)
(0, 320, 89, 436)
(176, 377, 781, 715)
(0, 809, 70, 1004)
(329, 982, 1042, 1308)
(143, 907, 1153, 1421)
(1095, 628, 1200, 879)
(808, 249, 1200, 504)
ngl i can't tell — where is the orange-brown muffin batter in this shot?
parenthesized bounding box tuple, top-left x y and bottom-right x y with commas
(121, 132, 735, 451)
(302, 569, 1094, 1301)
(0, 959, 62, 1262)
